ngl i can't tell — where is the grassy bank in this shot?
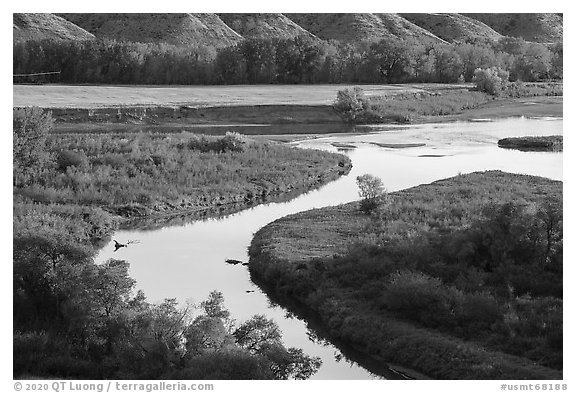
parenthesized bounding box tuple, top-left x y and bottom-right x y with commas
(249, 171, 562, 379)
(334, 83, 562, 124)
(14, 108, 351, 219)
(13, 107, 351, 379)
(498, 136, 563, 152)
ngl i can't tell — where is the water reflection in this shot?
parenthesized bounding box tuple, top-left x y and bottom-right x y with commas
(95, 117, 562, 380)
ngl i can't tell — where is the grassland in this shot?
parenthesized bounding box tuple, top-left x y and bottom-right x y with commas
(13, 83, 471, 109)
(249, 171, 563, 379)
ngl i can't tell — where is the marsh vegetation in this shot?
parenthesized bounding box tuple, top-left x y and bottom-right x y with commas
(498, 136, 563, 152)
(249, 171, 562, 379)
(13, 107, 352, 379)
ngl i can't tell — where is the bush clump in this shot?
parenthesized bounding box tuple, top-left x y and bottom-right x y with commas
(57, 150, 89, 171)
(333, 87, 367, 122)
(473, 67, 510, 96)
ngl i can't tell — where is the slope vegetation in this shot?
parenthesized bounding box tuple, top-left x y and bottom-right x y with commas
(464, 13, 563, 43)
(57, 13, 242, 48)
(218, 13, 315, 40)
(13, 13, 95, 42)
(286, 13, 444, 44)
(400, 13, 502, 43)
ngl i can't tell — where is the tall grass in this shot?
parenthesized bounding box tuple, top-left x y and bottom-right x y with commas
(15, 130, 351, 217)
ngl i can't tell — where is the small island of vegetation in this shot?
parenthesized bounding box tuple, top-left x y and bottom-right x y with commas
(249, 171, 562, 379)
(498, 136, 563, 152)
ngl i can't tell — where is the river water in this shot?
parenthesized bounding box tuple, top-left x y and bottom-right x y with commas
(95, 116, 562, 379)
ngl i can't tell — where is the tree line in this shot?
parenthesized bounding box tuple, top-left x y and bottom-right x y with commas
(13, 35, 562, 85)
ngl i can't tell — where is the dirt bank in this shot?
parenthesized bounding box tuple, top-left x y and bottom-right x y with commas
(47, 104, 344, 125)
(16, 95, 562, 137)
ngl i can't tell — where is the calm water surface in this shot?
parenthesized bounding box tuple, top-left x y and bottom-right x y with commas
(95, 117, 562, 379)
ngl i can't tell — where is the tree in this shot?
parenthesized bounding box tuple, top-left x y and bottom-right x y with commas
(356, 174, 387, 214)
(233, 315, 282, 353)
(367, 38, 414, 83)
(232, 315, 321, 379)
(91, 259, 136, 317)
(515, 43, 552, 81)
(214, 46, 247, 84)
(432, 46, 464, 83)
(240, 38, 277, 83)
(456, 43, 500, 81)
(13, 107, 54, 187)
(184, 316, 229, 356)
(550, 42, 563, 80)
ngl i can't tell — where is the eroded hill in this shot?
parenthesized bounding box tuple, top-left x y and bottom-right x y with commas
(13, 13, 95, 42)
(464, 13, 563, 43)
(217, 13, 316, 40)
(286, 13, 445, 44)
(399, 13, 503, 43)
(57, 13, 242, 48)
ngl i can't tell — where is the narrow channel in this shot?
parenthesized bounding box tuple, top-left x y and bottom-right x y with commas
(95, 117, 562, 379)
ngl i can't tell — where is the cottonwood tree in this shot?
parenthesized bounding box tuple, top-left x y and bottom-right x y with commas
(13, 107, 54, 186)
(356, 174, 387, 214)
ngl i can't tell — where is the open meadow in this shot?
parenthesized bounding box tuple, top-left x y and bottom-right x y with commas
(13, 83, 471, 109)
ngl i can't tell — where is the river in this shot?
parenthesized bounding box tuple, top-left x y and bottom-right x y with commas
(95, 116, 562, 379)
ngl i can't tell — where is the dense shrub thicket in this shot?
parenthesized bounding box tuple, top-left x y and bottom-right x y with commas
(249, 172, 563, 377)
(13, 35, 562, 85)
(13, 107, 350, 379)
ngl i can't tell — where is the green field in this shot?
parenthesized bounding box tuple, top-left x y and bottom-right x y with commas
(13, 83, 472, 109)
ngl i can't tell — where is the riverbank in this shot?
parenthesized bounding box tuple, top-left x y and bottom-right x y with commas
(18, 94, 559, 141)
(13, 83, 562, 138)
(248, 171, 563, 379)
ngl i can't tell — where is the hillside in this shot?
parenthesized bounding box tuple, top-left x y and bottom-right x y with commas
(218, 13, 315, 40)
(286, 13, 445, 44)
(18, 13, 564, 48)
(464, 13, 563, 43)
(57, 13, 242, 48)
(13, 13, 95, 42)
(399, 13, 502, 43)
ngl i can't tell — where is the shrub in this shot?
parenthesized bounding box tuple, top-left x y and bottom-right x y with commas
(333, 87, 366, 122)
(473, 67, 510, 96)
(382, 271, 464, 329)
(457, 291, 502, 336)
(219, 132, 246, 153)
(57, 150, 89, 172)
